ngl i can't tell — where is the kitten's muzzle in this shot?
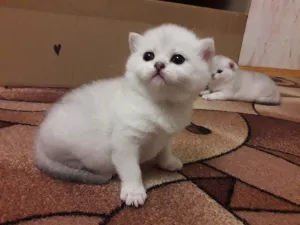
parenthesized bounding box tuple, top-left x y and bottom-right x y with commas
(151, 62, 166, 83)
(154, 62, 165, 72)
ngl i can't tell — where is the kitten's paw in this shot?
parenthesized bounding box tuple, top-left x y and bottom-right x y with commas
(203, 92, 227, 101)
(159, 156, 183, 171)
(120, 184, 147, 207)
(200, 90, 210, 96)
(202, 94, 214, 100)
(214, 74, 223, 79)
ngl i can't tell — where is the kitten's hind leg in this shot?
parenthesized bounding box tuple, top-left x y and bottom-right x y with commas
(36, 150, 112, 184)
(202, 92, 230, 101)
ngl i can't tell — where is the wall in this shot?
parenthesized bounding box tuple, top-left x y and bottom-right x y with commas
(225, 0, 251, 13)
(239, 0, 300, 70)
(161, 0, 251, 13)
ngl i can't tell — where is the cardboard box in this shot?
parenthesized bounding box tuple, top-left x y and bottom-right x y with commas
(0, 0, 247, 87)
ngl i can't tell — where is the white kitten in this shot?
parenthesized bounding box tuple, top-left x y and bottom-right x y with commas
(35, 24, 214, 207)
(201, 55, 281, 104)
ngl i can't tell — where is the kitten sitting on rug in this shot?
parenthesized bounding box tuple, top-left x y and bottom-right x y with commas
(201, 55, 281, 105)
(35, 24, 214, 207)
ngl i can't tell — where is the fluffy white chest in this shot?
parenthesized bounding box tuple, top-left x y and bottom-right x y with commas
(138, 130, 169, 163)
(115, 95, 190, 164)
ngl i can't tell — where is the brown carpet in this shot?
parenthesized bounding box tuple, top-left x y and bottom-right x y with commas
(0, 76, 300, 225)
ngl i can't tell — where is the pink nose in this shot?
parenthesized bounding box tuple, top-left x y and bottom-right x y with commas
(154, 62, 165, 71)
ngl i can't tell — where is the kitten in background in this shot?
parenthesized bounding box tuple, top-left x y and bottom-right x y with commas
(35, 24, 214, 207)
(201, 55, 281, 105)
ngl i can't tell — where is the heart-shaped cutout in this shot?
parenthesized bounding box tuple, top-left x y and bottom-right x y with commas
(54, 44, 61, 55)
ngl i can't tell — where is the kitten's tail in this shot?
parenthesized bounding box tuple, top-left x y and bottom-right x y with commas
(256, 90, 281, 105)
(35, 148, 112, 185)
(255, 97, 281, 105)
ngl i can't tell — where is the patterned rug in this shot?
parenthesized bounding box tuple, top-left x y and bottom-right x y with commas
(0, 76, 299, 225)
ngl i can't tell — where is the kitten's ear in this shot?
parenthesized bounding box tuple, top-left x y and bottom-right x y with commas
(129, 32, 142, 53)
(198, 38, 215, 62)
(229, 61, 238, 71)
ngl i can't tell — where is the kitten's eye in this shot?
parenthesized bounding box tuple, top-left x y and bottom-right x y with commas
(170, 54, 185, 65)
(143, 52, 155, 61)
(217, 69, 223, 73)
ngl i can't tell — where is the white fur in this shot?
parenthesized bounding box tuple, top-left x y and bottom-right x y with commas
(201, 55, 281, 104)
(35, 24, 214, 207)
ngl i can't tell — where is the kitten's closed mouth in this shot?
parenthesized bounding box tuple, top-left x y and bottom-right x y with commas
(152, 73, 167, 84)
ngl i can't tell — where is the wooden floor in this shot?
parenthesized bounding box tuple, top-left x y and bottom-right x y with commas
(239, 66, 300, 77)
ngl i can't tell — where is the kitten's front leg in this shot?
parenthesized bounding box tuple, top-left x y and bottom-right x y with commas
(157, 141, 183, 171)
(112, 140, 146, 207)
(202, 91, 230, 101)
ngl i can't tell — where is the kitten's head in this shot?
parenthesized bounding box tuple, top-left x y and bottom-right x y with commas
(125, 24, 214, 103)
(211, 55, 238, 81)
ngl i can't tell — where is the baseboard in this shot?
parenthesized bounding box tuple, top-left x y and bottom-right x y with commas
(239, 66, 300, 77)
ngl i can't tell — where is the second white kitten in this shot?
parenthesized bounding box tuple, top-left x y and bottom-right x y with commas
(35, 24, 214, 207)
(201, 55, 281, 105)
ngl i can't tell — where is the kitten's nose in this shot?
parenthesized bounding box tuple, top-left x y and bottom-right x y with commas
(154, 62, 165, 71)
